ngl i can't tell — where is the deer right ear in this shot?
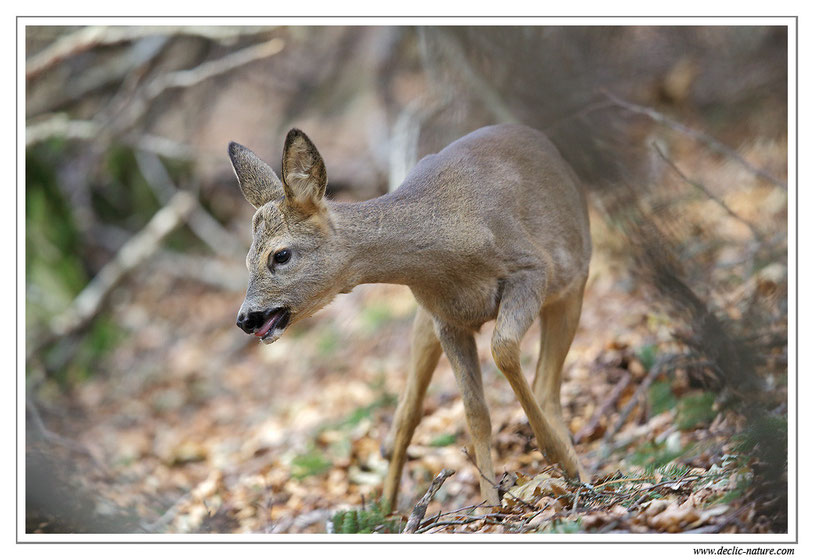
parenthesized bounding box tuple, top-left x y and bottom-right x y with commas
(228, 142, 285, 208)
(281, 129, 327, 208)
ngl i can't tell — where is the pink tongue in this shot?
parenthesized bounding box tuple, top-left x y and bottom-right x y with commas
(254, 312, 280, 338)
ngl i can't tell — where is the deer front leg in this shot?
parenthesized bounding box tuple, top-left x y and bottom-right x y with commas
(435, 322, 499, 506)
(490, 272, 584, 481)
(382, 307, 442, 512)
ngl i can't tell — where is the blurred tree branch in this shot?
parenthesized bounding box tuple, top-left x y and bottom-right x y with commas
(26, 25, 276, 80)
(652, 142, 764, 243)
(602, 89, 787, 189)
(135, 151, 245, 258)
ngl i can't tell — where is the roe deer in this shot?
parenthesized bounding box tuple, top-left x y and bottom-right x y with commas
(230, 124, 591, 511)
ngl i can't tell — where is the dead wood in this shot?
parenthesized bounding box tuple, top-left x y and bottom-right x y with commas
(404, 468, 455, 533)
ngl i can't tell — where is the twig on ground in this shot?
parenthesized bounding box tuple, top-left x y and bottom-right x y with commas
(461, 448, 538, 510)
(435, 501, 487, 519)
(572, 485, 582, 514)
(602, 89, 786, 189)
(601, 353, 680, 450)
(415, 513, 512, 534)
(574, 370, 632, 443)
(404, 468, 455, 533)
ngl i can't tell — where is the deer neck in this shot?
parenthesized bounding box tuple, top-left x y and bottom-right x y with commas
(330, 193, 428, 290)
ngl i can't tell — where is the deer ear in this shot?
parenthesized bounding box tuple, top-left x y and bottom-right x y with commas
(281, 129, 327, 206)
(228, 142, 285, 209)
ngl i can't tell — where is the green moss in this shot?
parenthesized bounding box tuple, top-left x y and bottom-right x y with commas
(676, 392, 716, 430)
(648, 380, 678, 416)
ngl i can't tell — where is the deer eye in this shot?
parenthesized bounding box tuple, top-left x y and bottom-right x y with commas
(270, 249, 291, 267)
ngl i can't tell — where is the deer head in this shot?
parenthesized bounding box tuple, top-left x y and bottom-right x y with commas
(230, 129, 344, 343)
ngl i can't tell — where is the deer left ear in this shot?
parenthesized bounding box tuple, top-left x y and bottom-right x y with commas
(281, 128, 327, 207)
(228, 142, 285, 209)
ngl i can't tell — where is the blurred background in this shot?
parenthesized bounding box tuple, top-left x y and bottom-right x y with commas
(24, 25, 788, 534)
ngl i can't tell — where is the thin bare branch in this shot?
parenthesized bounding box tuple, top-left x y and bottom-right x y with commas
(26, 115, 98, 145)
(135, 151, 245, 258)
(27, 114, 197, 160)
(601, 353, 677, 449)
(116, 38, 285, 133)
(461, 448, 539, 510)
(26, 26, 276, 80)
(574, 370, 632, 443)
(652, 143, 764, 243)
(602, 89, 786, 189)
(427, 29, 518, 124)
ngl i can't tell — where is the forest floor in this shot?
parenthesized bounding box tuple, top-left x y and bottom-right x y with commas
(25, 137, 789, 536)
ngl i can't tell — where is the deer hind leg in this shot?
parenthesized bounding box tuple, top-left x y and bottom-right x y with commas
(435, 322, 499, 506)
(490, 270, 583, 481)
(382, 307, 442, 512)
(531, 279, 588, 480)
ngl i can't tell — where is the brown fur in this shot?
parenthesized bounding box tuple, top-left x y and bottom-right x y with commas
(229, 124, 591, 511)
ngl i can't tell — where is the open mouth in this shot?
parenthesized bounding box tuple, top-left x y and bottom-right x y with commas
(254, 308, 291, 341)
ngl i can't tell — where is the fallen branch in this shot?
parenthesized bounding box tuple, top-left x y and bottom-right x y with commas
(574, 370, 632, 443)
(601, 354, 676, 449)
(461, 448, 539, 510)
(602, 89, 786, 189)
(415, 513, 510, 534)
(27, 191, 197, 360)
(404, 468, 455, 533)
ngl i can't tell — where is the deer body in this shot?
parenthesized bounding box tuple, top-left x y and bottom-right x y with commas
(230, 124, 591, 511)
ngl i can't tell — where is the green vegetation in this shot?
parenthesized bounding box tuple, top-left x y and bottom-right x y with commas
(636, 343, 658, 372)
(290, 449, 333, 480)
(26, 148, 87, 325)
(648, 380, 678, 416)
(360, 302, 395, 334)
(330, 499, 401, 533)
(630, 439, 689, 469)
(676, 392, 717, 430)
(429, 433, 457, 447)
(540, 518, 582, 533)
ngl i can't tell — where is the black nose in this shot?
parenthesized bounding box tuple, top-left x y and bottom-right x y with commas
(236, 310, 268, 334)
